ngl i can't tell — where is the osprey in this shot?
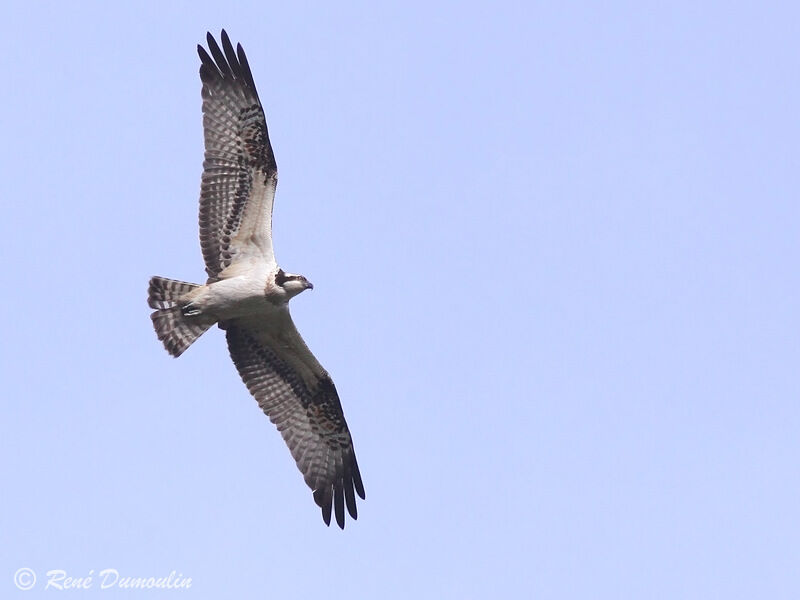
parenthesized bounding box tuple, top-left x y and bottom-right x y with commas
(147, 31, 364, 528)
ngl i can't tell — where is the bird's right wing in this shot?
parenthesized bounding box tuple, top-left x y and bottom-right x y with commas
(197, 31, 278, 280)
(224, 312, 365, 528)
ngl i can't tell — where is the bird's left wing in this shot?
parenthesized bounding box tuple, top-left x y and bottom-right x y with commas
(224, 312, 365, 528)
(197, 31, 277, 280)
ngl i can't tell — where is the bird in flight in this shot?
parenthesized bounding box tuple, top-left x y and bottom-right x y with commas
(147, 30, 364, 528)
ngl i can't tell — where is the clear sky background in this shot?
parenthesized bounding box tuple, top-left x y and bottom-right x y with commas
(2, 1, 798, 598)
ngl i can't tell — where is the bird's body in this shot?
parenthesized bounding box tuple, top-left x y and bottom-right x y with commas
(184, 270, 280, 319)
(147, 31, 364, 529)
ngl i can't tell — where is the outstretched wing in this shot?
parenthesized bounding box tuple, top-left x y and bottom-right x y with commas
(197, 30, 277, 280)
(224, 312, 365, 528)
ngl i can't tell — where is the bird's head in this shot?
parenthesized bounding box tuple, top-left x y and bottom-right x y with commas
(274, 268, 314, 300)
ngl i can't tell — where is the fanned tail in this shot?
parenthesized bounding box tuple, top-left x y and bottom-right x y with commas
(148, 276, 214, 357)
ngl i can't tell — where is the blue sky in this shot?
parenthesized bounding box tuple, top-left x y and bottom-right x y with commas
(2, 1, 798, 597)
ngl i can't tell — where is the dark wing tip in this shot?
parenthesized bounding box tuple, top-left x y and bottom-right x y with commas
(220, 30, 239, 74)
(197, 45, 211, 67)
(353, 459, 366, 500)
(198, 30, 259, 101)
(236, 43, 259, 97)
(344, 468, 358, 519)
(313, 487, 333, 527)
(207, 30, 224, 53)
(220, 29, 232, 49)
(315, 481, 352, 529)
(197, 45, 221, 88)
(334, 479, 345, 529)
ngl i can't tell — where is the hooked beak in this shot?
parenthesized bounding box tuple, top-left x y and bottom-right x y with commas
(305, 281, 314, 290)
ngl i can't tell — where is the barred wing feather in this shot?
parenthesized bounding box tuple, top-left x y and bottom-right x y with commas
(224, 313, 365, 529)
(197, 31, 278, 280)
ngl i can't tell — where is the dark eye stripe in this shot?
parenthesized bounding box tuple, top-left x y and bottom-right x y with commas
(275, 270, 303, 287)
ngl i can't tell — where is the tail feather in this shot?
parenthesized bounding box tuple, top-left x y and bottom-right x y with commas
(148, 276, 202, 309)
(148, 276, 214, 357)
